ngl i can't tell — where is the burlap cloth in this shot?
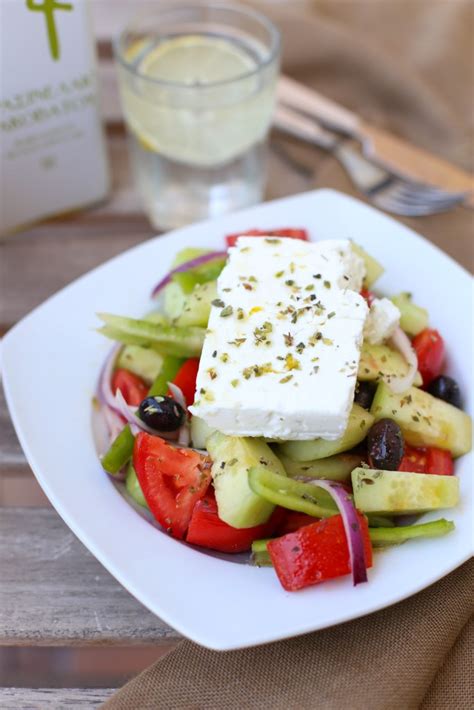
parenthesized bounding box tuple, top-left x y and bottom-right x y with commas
(103, 2, 473, 708)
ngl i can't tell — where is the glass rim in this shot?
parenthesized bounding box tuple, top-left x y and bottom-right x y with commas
(114, 1, 281, 90)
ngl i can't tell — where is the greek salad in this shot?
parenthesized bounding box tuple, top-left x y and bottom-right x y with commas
(93, 229, 472, 592)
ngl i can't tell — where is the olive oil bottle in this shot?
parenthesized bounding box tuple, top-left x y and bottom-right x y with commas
(0, 0, 109, 237)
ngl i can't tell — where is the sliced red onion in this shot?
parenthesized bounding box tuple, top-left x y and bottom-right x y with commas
(97, 344, 123, 416)
(168, 381, 191, 446)
(102, 405, 126, 440)
(167, 381, 188, 413)
(150, 251, 227, 298)
(387, 326, 418, 393)
(304, 479, 368, 586)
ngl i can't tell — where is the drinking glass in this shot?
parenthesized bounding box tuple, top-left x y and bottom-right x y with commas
(114, 2, 280, 229)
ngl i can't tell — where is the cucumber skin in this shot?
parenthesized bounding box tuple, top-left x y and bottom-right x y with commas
(207, 433, 285, 529)
(351, 467, 459, 515)
(278, 453, 364, 482)
(278, 404, 373, 462)
(358, 343, 423, 387)
(117, 345, 163, 384)
(351, 242, 384, 287)
(371, 383, 472, 457)
(175, 281, 217, 328)
(391, 293, 429, 337)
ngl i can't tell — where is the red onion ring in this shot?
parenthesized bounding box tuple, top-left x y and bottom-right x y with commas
(168, 382, 191, 446)
(96, 344, 123, 417)
(150, 251, 227, 298)
(300, 479, 368, 586)
(387, 326, 418, 393)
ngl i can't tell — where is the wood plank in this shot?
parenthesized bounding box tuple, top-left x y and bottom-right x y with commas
(0, 687, 115, 709)
(0, 508, 182, 646)
(0, 385, 24, 467)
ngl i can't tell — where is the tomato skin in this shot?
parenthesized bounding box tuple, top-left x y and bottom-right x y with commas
(398, 445, 454, 475)
(169, 358, 200, 406)
(426, 448, 454, 475)
(225, 228, 309, 248)
(186, 491, 282, 553)
(360, 288, 375, 306)
(276, 511, 318, 535)
(133, 433, 211, 539)
(111, 368, 148, 406)
(412, 329, 445, 386)
(268, 513, 372, 592)
(398, 445, 428, 473)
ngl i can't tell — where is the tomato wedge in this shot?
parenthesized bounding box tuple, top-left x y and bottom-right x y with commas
(168, 358, 200, 406)
(268, 513, 372, 592)
(112, 368, 148, 406)
(186, 490, 283, 553)
(276, 511, 318, 535)
(360, 288, 375, 306)
(133, 433, 211, 539)
(398, 445, 454, 475)
(398, 445, 428, 473)
(225, 228, 309, 248)
(426, 448, 454, 475)
(412, 329, 445, 386)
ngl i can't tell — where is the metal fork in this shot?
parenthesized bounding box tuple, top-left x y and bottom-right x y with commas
(274, 104, 466, 216)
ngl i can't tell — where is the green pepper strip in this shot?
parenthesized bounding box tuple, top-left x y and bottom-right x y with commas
(248, 466, 338, 519)
(250, 518, 455, 566)
(101, 355, 184, 475)
(369, 519, 455, 547)
(248, 466, 394, 528)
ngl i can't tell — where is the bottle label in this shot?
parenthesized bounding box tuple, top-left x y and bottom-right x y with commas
(0, 0, 109, 235)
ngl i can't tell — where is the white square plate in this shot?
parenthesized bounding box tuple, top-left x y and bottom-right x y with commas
(2, 190, 472, 650)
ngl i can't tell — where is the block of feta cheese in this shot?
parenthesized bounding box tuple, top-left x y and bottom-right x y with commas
(190, 237, 369, 440)
(217, 236, 366, 307)
(364, 298, 400, 345)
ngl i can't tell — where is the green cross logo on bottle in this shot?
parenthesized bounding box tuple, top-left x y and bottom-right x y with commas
(26, 0, 73, 61)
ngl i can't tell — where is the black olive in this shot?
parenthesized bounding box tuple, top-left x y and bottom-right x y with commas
(427, 375, 462, 409)
(354, 381, 377, 410)
(138, 396, 185, 432)
(367, 419, 404, 471)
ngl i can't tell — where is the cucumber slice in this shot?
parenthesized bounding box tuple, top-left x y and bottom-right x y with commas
(391, 293, 429, 336)
(175, 281, 217, 327)
(278, 453, 364, 481)
(352, 467, 459, 515)
(98, 313, 205, 357)
(125, 463, 148, 508)
(117, 345, 163, 384)
(207, 432, 286, 528)
(358, 342, 423, 387)
(163, 281, 188, 320)
(278, 404, 373, 462)
(170, 248, 226, 292)
(190, 415, 215, 450)
(371, 383, 472, 457)
(351, 242, 384, 287)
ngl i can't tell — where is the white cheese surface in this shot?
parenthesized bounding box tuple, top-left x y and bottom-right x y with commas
(218, 237, 366, 307)
(190, 237, 369, 440)
(364, 297, 400, 345)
